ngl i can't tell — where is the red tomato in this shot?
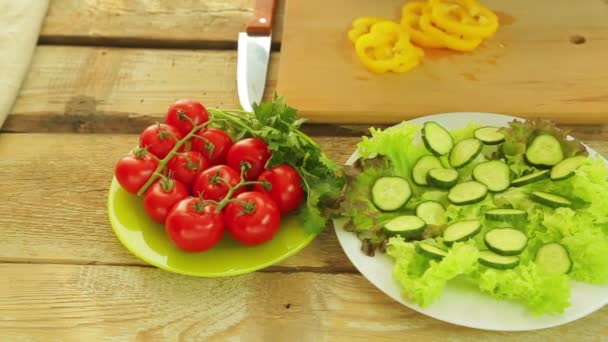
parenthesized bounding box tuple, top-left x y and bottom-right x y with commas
(143, 178, 189, 224)
(224, 192, 281, 245)
(254, 165, 305, 214)
(226, 138, 271, 181)
(192, 128, 233, 165)
(167, 151, 209, 188)
(165, 99, 209, 135)
(165, 198, 224, 252)
(192, 165, 244, 201)
(139, 123, 183, 159)
(114, 149, 158, 194)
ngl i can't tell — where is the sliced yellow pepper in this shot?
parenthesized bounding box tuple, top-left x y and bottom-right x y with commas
(354, 21, 424, 73)
(419, 4, 482, 52)
(401, 2, 444, 48)
(348, 17, 388, 44)
(429, 0, 499, 38)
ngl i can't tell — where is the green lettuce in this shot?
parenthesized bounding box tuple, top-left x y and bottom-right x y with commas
(474, 263, 571, 315)
(387, 238, 479, 307)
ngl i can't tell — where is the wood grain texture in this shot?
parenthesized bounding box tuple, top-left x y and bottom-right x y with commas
(41, 0, 284, 48)
(277, 0, 608, 124)
(0, 133, 359, 271)
(5, 45, 277, 134)
(4, 45, 607, 138)
(1, 263, 607, 341)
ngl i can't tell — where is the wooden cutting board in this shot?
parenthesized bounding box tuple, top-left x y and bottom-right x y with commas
(276, 0, 608, 125)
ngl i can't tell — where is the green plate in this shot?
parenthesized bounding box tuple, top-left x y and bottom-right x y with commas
(107, 177, 317, 277)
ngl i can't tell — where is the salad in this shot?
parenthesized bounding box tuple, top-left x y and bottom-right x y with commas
(113, 95, 342, 252)
(337, 118, 608, 315)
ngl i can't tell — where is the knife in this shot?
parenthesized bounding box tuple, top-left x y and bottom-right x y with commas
(237, 0, 277, 112)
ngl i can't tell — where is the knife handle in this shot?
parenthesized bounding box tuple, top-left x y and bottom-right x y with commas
(246, 0, 277, 35)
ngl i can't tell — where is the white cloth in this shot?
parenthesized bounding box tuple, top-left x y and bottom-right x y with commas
(0, 1, 49, 128)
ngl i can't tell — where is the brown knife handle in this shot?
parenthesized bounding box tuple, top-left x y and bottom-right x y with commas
(245, 0, 277, 35)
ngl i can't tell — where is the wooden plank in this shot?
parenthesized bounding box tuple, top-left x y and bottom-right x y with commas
(5, 46, 608, 139)
(277, 0, 608, 124)
(1, 263, 606, 341)
(41, 0, 284, 48)
(0, 133, 359, 271)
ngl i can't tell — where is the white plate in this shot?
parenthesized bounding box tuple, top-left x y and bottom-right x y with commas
(334, 112, 608, 331)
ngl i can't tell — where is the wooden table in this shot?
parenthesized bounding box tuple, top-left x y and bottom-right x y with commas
(1, 1, 607, 340)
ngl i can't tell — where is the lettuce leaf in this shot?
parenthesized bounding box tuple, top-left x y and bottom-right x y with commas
(387, 238, 479, 307)
(474, 263, 571, 315)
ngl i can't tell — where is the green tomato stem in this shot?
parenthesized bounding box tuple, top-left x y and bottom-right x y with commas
(136, 119, 215, 196)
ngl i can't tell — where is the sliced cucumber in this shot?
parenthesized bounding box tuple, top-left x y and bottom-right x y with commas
(525, 134, 564, 168)
(415, 201, 447, 226)
(422, 121, 453, 156)
(371, 176, 412, 211)
(511, 170, 549, 187)
(416, 243, 448, 260)
(484, 228, 528, 256)
(529, 191, 571, 208)
(478, 251, 520, 269)
(449, 138, 483, 168)
(443, 219, 481, 245)
(485, 209, 528, 222)
(384, 216, 426, 238)
(412, 155, 444, 186)
(474, 126, 505, 145)
(472, 160, 511, 192)
(447, 181, 488, 205)
(535, 242, 572, 275)
(427, 168, 459, 189)
(550, 156, 587, 181)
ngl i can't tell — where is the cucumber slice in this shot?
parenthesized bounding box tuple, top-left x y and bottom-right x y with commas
(427, 168, 459, 189)
(447, 181, 488, 205)
(474, 126, 505, 145)
(511, 170, 549, 187)
(415, 201, 447, 226)
(443, 219, 481, 245)
(525, 134, 564, 168)
(412, 155, 444, 186)
(484, 228, 528, 256)
(485, 209, 528, 222)
(472, 160, 511, 192)
(529, 191, 571, 208)
(535, 243, 572, 275)
(449, 138, 483, 168)
(371, 176, 412, 211)
(422, 121, 453, 156)
(550, 156, 587, 181)
(384, 216, 426, 238)
(416, 243, 448, 260)
(479, 251, 520, 269)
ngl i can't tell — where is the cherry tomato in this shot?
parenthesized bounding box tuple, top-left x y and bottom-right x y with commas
(224, 192, 281, 245)
(143, 177, 189, 224)
(226, 138, 271, 181)
(165, 198, 224, 252)
(114, 148, 158, 194)
(192, 128, 233, 165)
(254, 165, 305, 214)
(139, 123, 183, 159)
(192, 165, 244, 201)
(167, 151, 209, 188)
(165, 99, 209, 135)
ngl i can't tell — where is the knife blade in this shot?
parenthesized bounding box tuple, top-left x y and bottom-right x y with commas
(237, 0, 277, 112)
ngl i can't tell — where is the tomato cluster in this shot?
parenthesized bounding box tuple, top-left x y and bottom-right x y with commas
(114, 99, 305, 252)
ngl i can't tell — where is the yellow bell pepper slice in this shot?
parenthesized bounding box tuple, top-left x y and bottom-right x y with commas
(419, 5, 482, 52)
(401, 2, 444, 48)
(348, 17, 388, 44)
(429, 0, 499, 38)
(354, 21, 424, 73)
